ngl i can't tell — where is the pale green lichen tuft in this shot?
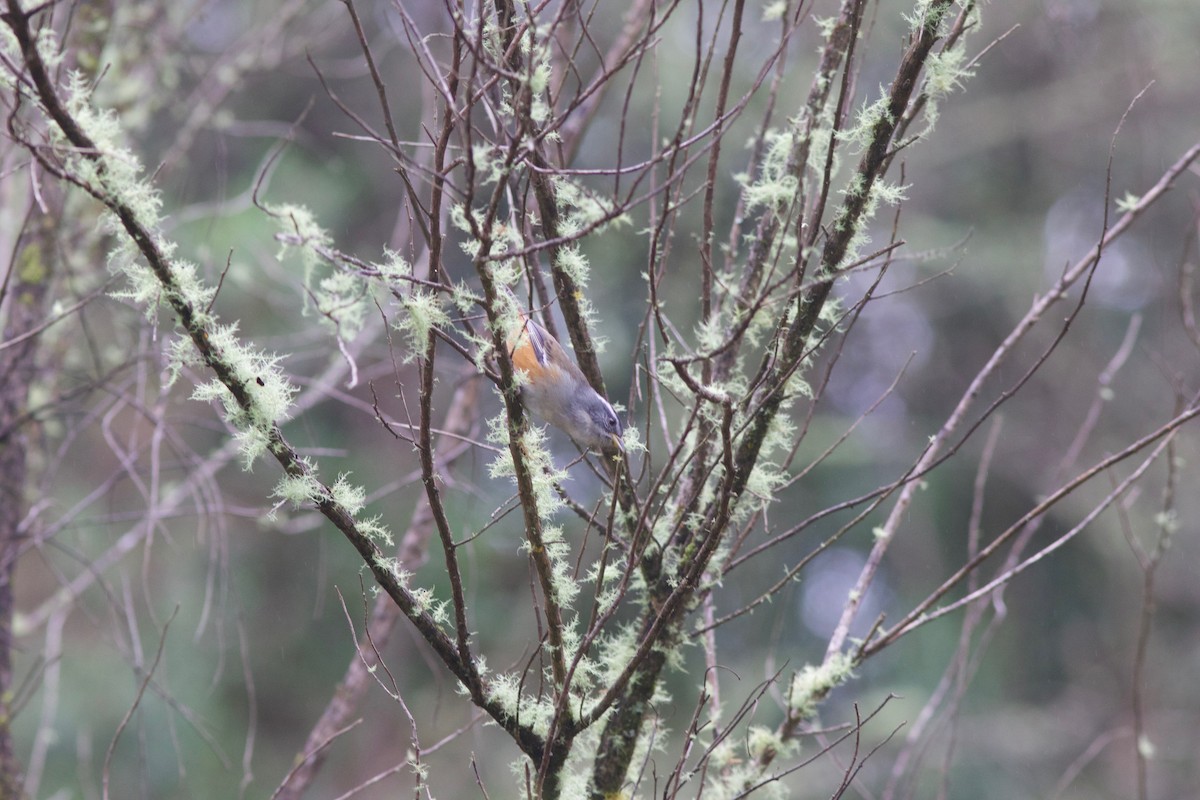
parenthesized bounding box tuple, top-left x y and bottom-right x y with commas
(554, 176, 628, 237)
(1153, 510, 1179, 536)
(814, 15, 837, 40)
(1115, 192, 1141, 213)
(747, 725, 793, 763)
(788, 651, 856, 719)
(762, 0, 787, 22)
(180, 323, 298, 469)
(60, 72, 163, 231)
(393, 290, 450, 359)
(270, 203, 332, 268)
(487, 414, 566, 520)
(619, 425, 646, 455)
(358, 515, 394, 547)
(331, 473, 367, 516)
(554, 245, 590, 286)
(740, 129, 798, 212)
(273, 468, 323, 509)
(904, 0, 956, 35)
(269, 204, 379, 341)
(313, 269, 371, 340)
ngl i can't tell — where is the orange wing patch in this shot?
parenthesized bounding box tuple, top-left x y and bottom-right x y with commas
(508, 315, 549, 383)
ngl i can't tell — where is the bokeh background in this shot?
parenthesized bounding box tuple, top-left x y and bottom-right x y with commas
(4, 0, 1199, 798)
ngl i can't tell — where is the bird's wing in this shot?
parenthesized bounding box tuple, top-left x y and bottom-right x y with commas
(509, 314, 551, 381)
(524, 317, 552, 366)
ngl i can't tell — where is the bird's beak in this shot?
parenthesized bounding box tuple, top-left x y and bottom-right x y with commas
(610, 432, 625, 456)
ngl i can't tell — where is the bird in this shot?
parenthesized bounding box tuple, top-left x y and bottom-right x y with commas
(505, 304, 625, 457)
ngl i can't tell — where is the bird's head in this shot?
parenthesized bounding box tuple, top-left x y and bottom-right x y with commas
(569, 387, 624, 457)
